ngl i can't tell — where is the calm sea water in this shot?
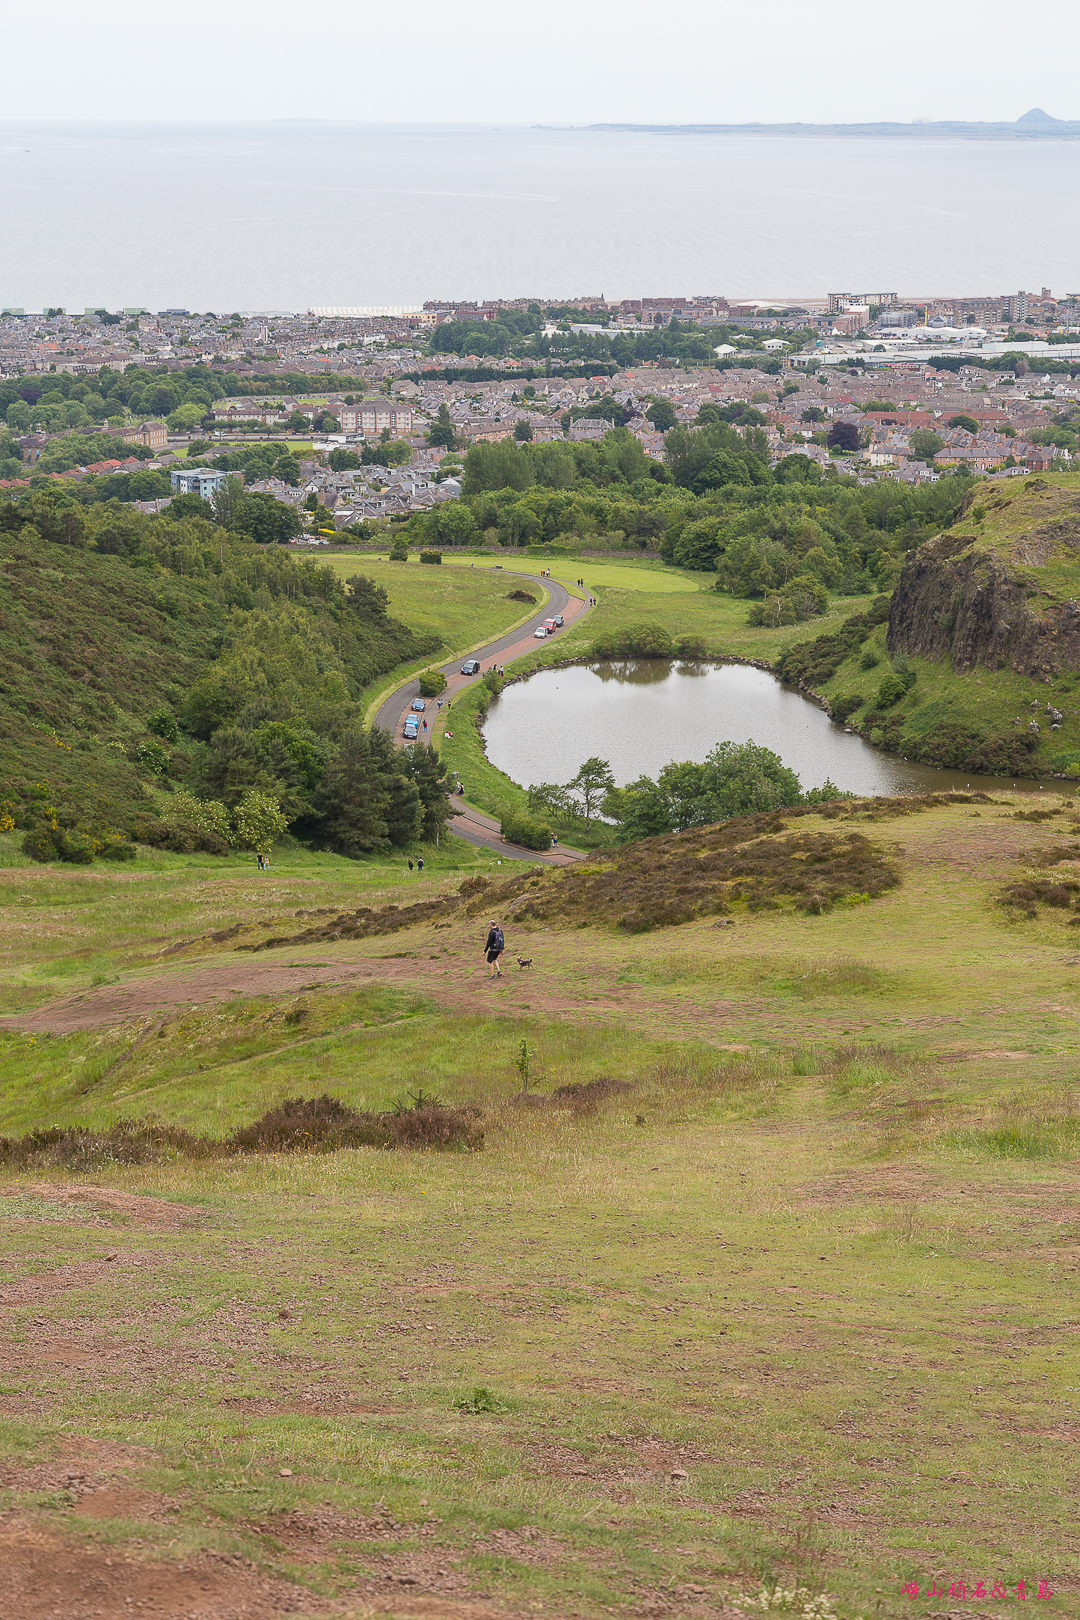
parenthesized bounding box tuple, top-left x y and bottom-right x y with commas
(483, 663, 1057, 799)
(2, 122, 1080, 311)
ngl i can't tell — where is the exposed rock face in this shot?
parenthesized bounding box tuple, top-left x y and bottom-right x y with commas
(888, 500, 1080, 678)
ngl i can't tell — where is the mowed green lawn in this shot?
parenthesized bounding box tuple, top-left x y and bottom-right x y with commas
(442, 555, 700, 594)
(1, 799, 1079, 1616)
(320, 555, 551, 651)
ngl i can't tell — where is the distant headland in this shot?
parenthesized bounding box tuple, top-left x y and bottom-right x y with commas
(574, 108, 1080, 139)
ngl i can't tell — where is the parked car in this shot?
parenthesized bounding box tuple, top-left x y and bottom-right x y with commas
(410, 698, 426, 712)
(403, 724, 419, 741)
(461, 659, 481, 675)
(534, 627, 548, 638)
(554, 614, 564, 627)
(542, 618, 557, 634)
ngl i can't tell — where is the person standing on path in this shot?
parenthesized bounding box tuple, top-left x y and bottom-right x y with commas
(483, 919, 504, 979)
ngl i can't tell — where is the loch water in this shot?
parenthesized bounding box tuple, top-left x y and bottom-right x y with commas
(482, 662, 1062, 799)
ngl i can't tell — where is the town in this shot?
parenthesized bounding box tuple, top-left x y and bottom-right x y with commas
(2, 289, 1079, 528)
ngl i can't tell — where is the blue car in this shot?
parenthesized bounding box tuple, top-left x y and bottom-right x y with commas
(411, 698, 426, 712)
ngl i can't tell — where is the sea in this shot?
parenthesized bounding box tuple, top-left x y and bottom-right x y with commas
(2, 121, 1080, 313)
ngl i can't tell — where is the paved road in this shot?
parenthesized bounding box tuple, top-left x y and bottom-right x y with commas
(374, 566, 592, 863)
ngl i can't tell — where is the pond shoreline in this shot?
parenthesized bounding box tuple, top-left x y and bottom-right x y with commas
(480, 658, 1078, 797)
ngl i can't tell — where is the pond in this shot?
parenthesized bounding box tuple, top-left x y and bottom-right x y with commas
(482, 661, 1059, 798)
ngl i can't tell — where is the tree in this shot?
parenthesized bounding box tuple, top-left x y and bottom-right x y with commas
(430, 501, 478, 547)
(328, 448, 361, 471)
(230, 491, 304, 545)
(567, 756, 615, 831)
(514, 418, 534, 441)
(646, 398, 678, 433)
(427, 404, 457, 449)
(233, 788, 288, 854)
(827, 421, 860, 453)
(286, 411, 309, 433)
(166, 401, 206, 433)
(800, 406, 824, 423)
(399, 743, 453, 841)
(948, 413, 980, 435)
(909, 429, 944, 465)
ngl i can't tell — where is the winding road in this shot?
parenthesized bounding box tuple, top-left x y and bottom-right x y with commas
(373, 566, 592, 864)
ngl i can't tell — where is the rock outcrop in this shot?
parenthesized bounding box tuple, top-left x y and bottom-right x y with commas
(887, 484, 1080, 679)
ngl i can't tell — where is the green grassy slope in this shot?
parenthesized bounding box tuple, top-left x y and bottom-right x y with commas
(1, 796, 1080, 1616)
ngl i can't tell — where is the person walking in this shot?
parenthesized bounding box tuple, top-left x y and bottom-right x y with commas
(483, 919, 504, 979)
(417, 856, 424, 874)
(408, 858, 414, 873)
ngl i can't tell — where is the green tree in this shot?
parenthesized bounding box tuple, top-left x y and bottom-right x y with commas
(908, 429, 945, 465)
(233, 788, 288, 854)
(328, 448, 361, 471)
(166, 401, 207, 433)
(645, 399, 678, 433)
(427, 404, 457, 448)
(567, 757, 615, 831)
(514, 418, 534, 441)
(948, 414, 980, 435)
(399, 743, 453, 841)
(230, 491, 304, 545)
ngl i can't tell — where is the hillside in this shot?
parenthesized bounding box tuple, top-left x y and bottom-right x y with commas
(779, 472, 1080, 778)
(0, 506, 439, 846)
(1, 791, 1079, 1619)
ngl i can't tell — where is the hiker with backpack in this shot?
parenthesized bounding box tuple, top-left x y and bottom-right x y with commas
(483, 920, 505, 979)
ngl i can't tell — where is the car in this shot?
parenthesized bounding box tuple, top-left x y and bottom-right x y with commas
(410, 698, 426, 712)
(542, 618, 557, 634)
(534, 627, 548, 638)
(403, 723, 419, 740)
(554, 614, 564, 627)
(461, 659, 481, 675)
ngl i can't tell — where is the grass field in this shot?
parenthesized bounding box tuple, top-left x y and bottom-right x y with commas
(440, 555, 701, 594)
(1, 795, 1079, 1619)
(321, 556, 551, 657)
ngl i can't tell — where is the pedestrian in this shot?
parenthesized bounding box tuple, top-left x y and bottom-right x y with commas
(408, 858, 414, 872)
(418, 856, 424, 873)
(483, 919, 504, 978)
(422, 718, 428, 730)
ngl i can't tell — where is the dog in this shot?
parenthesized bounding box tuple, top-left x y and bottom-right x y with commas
(516, 955, 534, 969)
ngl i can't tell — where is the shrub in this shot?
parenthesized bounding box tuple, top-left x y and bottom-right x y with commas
(147, 709, 179, 743)
(418, 668, 448, 698)
(97, 835, 136, 862)
(500, 810, 553, 850)
(674, 633, 708, 659)
(875, 671, 909, 708)
(830, 695, 864, 721)
(165, 793, 232, 846)
(389, 544, 408, 562)
(859, 645, 881, 670)
(137, 737, 171, 777)
(419, 550, 443, 565)
(21, 824, 94, 864)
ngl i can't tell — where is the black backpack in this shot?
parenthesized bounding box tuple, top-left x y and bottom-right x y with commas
(492, 927, 504, 952)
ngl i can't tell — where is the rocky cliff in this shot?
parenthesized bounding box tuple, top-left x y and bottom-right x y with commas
(887, 477, 1080, 678)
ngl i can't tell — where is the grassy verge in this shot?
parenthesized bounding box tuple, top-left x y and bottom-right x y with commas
(2, 796, 1080, 1616)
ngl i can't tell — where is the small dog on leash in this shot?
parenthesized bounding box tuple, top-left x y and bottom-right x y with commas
(516, 955, 534, 969)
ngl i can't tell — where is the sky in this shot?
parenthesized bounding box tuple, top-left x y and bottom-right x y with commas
(5, 0, 1078, 126)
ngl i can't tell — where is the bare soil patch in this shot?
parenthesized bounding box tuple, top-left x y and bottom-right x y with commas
(16, 1181, 198, 1230)
(0, 1524, 336, 1620)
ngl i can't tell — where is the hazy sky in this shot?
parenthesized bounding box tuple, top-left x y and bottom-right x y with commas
(5, 0, 1077, 125)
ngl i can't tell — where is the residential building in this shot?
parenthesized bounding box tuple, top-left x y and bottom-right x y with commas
(170, 467, 229, 500)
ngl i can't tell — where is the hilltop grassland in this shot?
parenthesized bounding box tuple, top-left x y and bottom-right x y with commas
(1, 794, 1079, 1620)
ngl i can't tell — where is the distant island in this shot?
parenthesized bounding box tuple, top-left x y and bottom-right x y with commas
(579, 108, 1080, 139)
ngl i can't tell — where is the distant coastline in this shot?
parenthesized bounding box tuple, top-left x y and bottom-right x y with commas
(563, 108, 1080, 141)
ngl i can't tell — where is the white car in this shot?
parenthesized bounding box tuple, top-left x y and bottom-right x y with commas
(534, 626, 548, 638)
